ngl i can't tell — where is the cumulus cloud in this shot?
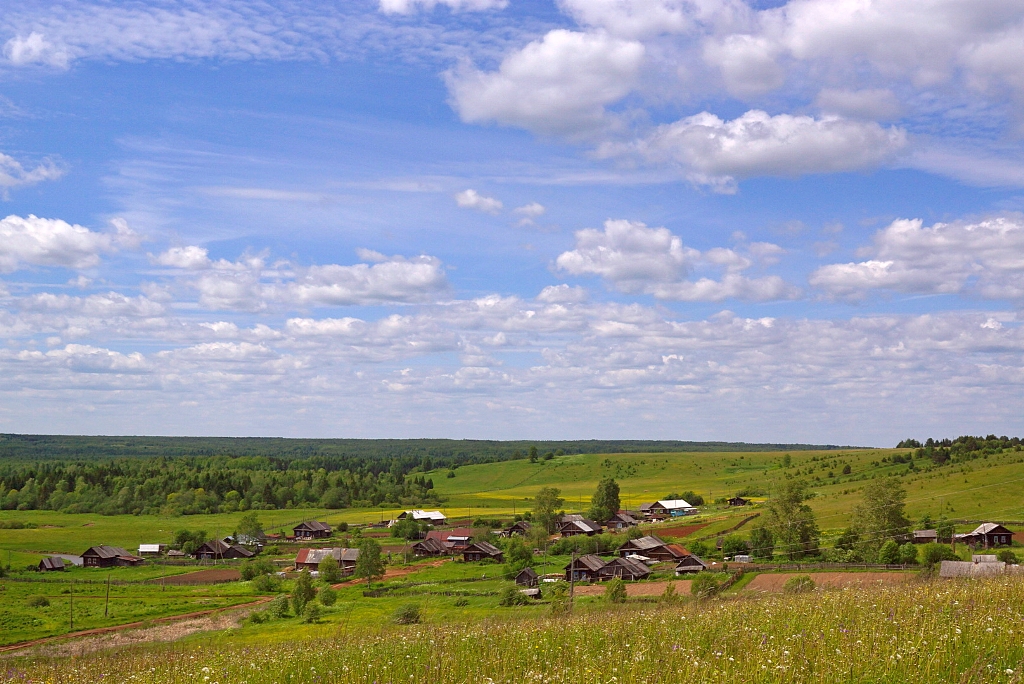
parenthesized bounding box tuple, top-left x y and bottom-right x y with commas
(557, 0, 707, 39)
(152, 246, 213, 270)
(20, 292, 165, 318)
(0, 214, 137, 273)
(537, 284, 588, 303)
(556, 219, 799, 301)
(514, 202, 545, 218)
(454, 189, 503, 214)
(602, 110, 907, 191)
(702, 34, 784, 98)
(810, 214, 1024, 301)
(282, 254, 448, 307)
(378, 0, 507, 13)
(446, 29, 645, 136)
(3, 32, 70, 68)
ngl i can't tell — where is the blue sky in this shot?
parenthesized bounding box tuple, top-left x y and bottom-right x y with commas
(1, 0, 1024, 444)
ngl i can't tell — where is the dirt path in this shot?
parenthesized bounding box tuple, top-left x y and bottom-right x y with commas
(570, 579, 693, 597)
(0, 596, 272, 655)
(744, 572, 911, 593)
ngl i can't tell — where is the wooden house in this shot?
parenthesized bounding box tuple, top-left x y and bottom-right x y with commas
(412, 537, 447, 557)
(423, 528, 473, 553)
(294, 547, 359, 574)
(618, 535, 689, 562)
(674, 555, 708, 574)
(193, 539, 255, 560)
(955, 523, 1014, 549)
(38, 556, 65, 571)
(558, 515, 602, 537)
(514, 567, 539, 587)
(605, 512, 638, 530)
(138, 544, 164, 556)
(727, 496, 750, 507)
(81, 546, 145, 568)
(397, 510, 447, 525)
(912, 530, 938, 544)
(293, 521, 332, 540)
(503, 520, 531, 537)
(463, 541, 504, 562)
(647, 499, 697, 518)
(564, 554, 606, 582)
(638, 502, 656, 519)
(599, 557, 652, 581)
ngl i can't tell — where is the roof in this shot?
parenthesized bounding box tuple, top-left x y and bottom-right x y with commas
(425, 528, 473, 543)
(295, 547, 360, 565)
(196, 539, 254, 558)
(602, 557, 650, 576)
(913, 530, 937, 539)
(40, 556, 65, 570)
(83, 545, 133, 559)
(562, 518, 602, 533)
(940, 560, 1006, 578)
(519, 588, 541, 597)
(676, 555, 708, 568)
(973, 555, 1000, 563)
(609, 512, 637, 524)
(294, 521, 331, 532)
(970, 523, 1012, 535)
(402, 510, 447, 521)
(656, 499, 694, 510)
(567, 554, 607, 572)
(664, 544, 690, 559)
(621, 535, 668, 551)
(516, 567, 539, 579)
(413, 538, 446, 553)
(139, 544, 162, 553)
(465, 541, 502, 556)
(639, 502, 655, 511)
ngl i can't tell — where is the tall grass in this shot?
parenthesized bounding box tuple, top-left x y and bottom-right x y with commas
(5, 577, 1024, 683)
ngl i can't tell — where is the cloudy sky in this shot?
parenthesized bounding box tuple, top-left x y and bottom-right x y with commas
(1, 0, 1023, 444)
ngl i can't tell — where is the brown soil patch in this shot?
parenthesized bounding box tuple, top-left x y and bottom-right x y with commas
(149, 568, 240, 585)
(744, 572, 911, 593)
(656, 524, 708, 539)
(570, 580, 692, 597)
(332, 558, 449, 588)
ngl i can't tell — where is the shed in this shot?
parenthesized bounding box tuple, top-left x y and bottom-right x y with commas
(565, 554, 606, 582)
(194, 539, 255, 560)
(81, 546, 145, 568)
(293, 521, 332, 540)
(398, 510, 447, 525)
(727, 496, 750, 507)
(940, 560, 1006, 578)
(519, 587, 542, 600)
(463, 541, 504, 563)
(675, 555, 709, 574)
(605, 512, 638, 530)
(412, 537, 447, 557)
(294, 547, 359, 574)
(599, 557, 652, 581)
(38, 556, 65, 571)
(514, 567, 539, 587)
(504, 520, 531, 537)
(138, 544, 164, 556)
(912, 530, 938, 544)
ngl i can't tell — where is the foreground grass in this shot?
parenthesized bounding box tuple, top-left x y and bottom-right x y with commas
(6, 577, 1024, 683)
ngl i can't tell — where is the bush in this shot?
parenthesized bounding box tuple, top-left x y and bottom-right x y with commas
(252, 573, 280, 593)
(688, 541, 710, 558)
(393, 603, 422, 624)
(877, 540, 901, 564)
(292, 570, 316, 614)
(898, 542, 919, 565)
(783, 575, 815, 594)
(922, 543, 958, 566)
(722, 534, 748, 557)
(246, 610, 268, 625)
(549, 533, 623, 556)
(318, 556, 342, 584)
(26, 595, 50, 608)
(498, 585, 531, 607)
(240, 557, 275, 581)
(997, 549, 1018, 564)
(453, 597, 469, 607)
(337, 522, 349, 532)
(660, 582, 678, 604)
(301, 602, 322, 624)
(268, 595, 289, 618)
(691, 572, 721, 599)
(605, 578, 627, 604)
(318, 586, 337, 606)
(549, 584, 570, 616)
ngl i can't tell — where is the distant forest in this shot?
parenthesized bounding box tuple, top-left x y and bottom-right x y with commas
(0, 434, 843, 516)
(895, 434, 1023, 465)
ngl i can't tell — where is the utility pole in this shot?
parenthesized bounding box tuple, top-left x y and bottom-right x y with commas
(104, 574, 111, 618)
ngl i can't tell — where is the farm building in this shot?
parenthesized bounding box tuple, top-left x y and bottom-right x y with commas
(955, 523, 1014, 549)
(411, 537, 447, 557)
(646, 499, 698, 518)
(912, 530, 938, 544)
(81, 546, 145, 568)
(193, 539, 254, 560)
(519, 588, 542, 600)
(166, 549, 186, 558)
(463, 541, 504, 562)
(605, 512, 638, 530)
(618, 535, 689, 562)
(515, 567, 539, 587)
(558, 514, 602, 537)
(294, 547, 359, 574)
(727, 496, 750, 507)
(940, 560, 1007, 578)
(38, 556, 65, 571)
(138, 544, 165, 556)
(675, 555, 708, 574)
(424, 528, 473, 552)
(599, 557, 652, 581)
(502, 520, 531, 537)
(638, 502, 656, 519)
(565, 554, 606, 582)
(293, 521, 332, 540)
(397, 510, 447, 525)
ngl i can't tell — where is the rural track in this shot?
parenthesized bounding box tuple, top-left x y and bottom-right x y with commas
(0, 595, 274, 655)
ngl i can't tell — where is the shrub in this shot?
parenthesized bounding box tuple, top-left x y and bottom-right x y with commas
(783, 575, 815, 594)
(689, 541, 710, 558)
(240, 557, 275, 581)
(268, 595, 289, 618)
(997, 549, 1018, 564)
(453, 597, 469, 607)
(393, 603, 422, 624)
(292, 570, 316, 614)
(922, 543, 958, 566)
(252, 573, 280, 593)
(318, 556, 342, 584)
(691, 572, 721, 599)
(498, 585, 530, 607)
(898, 542, 919, 565)
(722, 534, 748, 557)
(26, 595, 50, 608)
(246, 610, 268, 625)
(301, 602, 322, 624)
(660, 582, 678, 604)
(337, 522, 349, 532)
(605, 578, 627, 604)
(318, 586, 337, 606)
(878, 540, 900, 564)
(549, 584, 570, 616)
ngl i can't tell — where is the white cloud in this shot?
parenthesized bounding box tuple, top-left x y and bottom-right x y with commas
(454, 189, 503, 214)
(446, 29, 645, 136)
(153, 246, 212, 270)
(513, 202, 546, 218)
(537, 284, 588, 304)
(702, 34, 784, 98)
(810, 215, 1024, 301)
(282, 254, 448, 307)
(379, 0, 508, 13)
(556, 219, 799, 302)
(3, 32, 70, 68)
(815, 88, 902, 120)
(557, 0, 704, 39)
(20, 292, 165, 318)
(0, 214, 137, 273)
(603, 110, 907, 191)
(0, 153, 64, 196)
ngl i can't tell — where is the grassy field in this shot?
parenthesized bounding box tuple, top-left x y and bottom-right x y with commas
(5, 576, 1023, 683)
